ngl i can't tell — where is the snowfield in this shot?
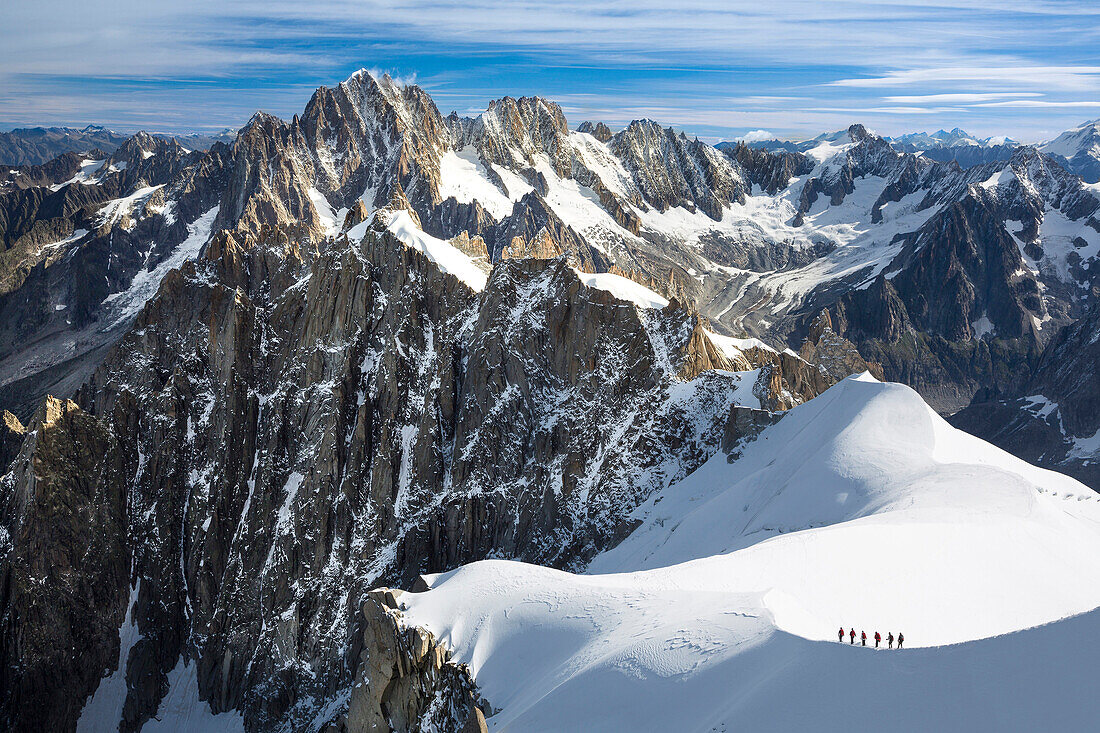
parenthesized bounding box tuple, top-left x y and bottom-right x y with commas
(348, 208, 490, 291)
(574, 270, 670, 310)
(404, 374, 1100, 732)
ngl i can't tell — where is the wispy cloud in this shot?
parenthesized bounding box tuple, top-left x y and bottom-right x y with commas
(2, 1, 1099, 140)
(829, 66, 1100, 92)
(883, 93, 1044, 104)
(974, 100, 1100, 108)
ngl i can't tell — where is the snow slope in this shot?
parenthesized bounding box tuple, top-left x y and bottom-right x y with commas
(438, 148, 526, 219)
(574, 270, 669, 310)
(404, 374, 1100, 732)
(100, 206, 220, 328)
(1041, 119, 1100, 160)
(349, 209, 490, 291)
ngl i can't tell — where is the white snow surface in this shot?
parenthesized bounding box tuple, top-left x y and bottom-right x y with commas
(1040, 119, 1100, 160)
(404, 374, 1100, 732)
(350, 209, 489, 292)
(142, 659, 245, 733)
(77, 586, 142, 732)
(574, 270, 668, 310)
(97, 185, 165, 227)
(705, 329, 776, 357)
(438, 148, 525, 219)
(100, 206, 219, 329)
(50, 157, 107, 190)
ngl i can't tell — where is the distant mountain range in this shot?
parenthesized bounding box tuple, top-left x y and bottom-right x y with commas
(888, 127, 1018, 151)
(727, 123, 1100, 182)
(0, 124, 237, 166)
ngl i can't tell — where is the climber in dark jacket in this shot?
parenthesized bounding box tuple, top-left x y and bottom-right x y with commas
(897, 633, 904, 649)
(887, 632, 894, 649)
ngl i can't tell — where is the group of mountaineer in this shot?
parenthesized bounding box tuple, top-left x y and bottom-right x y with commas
(839, 627, 903, 649)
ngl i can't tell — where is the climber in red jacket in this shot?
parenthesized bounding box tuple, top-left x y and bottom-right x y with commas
(874, 631, 881, 648)
(838, 627, 845, 642)
(849, 628, 855, 644)
(861, 630, 867, 646)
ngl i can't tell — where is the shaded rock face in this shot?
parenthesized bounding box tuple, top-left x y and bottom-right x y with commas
(724, 142, 814, 195)
(0, 397, 129, 733)
(488, 191, 607, 270)
(952, 299, 1100, 490)
(0, 411, 23, 470)
(609, 120, 748, 220)
(0, 218, 825, 731)
(821, 189, 1050, 412)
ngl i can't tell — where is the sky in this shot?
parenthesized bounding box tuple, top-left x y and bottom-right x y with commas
(2, 1, 1100, 143)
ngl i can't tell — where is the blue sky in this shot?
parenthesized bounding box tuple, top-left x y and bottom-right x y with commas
(2, 1, 1100, 142)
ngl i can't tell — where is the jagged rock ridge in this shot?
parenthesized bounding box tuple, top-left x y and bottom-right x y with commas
(1, 204, 829, 730)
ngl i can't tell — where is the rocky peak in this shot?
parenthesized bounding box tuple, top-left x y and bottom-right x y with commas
(797, 311, 884, 383)
(219, 69, 456, 244)
(847, 123, 872, 143)
(488, 190, 599, 267)
(610, 119, 748, 220)
(724, 142, 814, 194)
(216, 110, 325, 240)
(471, 96, 572, 178)
(793, 126, 912, 223)
(577, 121, 613, 143)
(371, 184, 423, 230)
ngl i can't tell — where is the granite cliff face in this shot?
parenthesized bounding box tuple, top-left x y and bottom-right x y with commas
(1, 206, 826, 730)
(952, 298, 1100, 490)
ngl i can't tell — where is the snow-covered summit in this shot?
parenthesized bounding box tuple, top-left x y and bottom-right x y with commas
(889, 127, 1018, 150)
(1040, 119, 1100, 183)
(404, 374, 1100, 731)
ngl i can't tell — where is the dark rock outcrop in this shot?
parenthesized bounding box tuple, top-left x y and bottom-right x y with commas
(825, 193, 1047, 411)
(797, 311, 884, 383)
(0, 397, 129, 732)
(333, 590, 488, 733)
(577, 121, 613, 143)
(952, 299, 1100, 490)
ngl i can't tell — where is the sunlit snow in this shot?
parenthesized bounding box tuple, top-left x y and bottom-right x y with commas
(405, 374, 1100, 732)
